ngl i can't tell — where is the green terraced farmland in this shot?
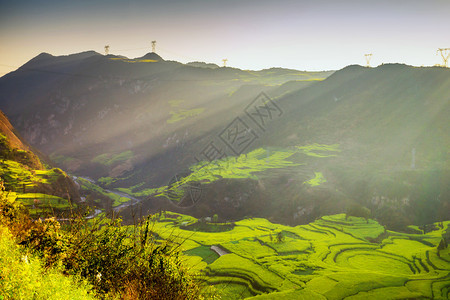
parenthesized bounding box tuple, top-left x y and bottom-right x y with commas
(0, 158, 76, 216)
(10, 192, 75, 216)
(92, 151, 134, 166)
(149, 213, 450, 299)
(107, 143, 341, 199)
(0, 160, 62, 191)
(77, 177, 130, 207)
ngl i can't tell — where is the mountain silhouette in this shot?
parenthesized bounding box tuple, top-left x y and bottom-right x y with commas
(0, 52, 448, 224)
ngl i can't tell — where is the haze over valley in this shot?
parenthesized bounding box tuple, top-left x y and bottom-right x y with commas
(0, 1, 449, 299)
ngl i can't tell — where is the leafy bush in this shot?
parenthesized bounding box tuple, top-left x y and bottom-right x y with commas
(345, 203, 371, 223)
(63, 216, 203, 299)
(0, 180, 204, 299)
(0, 225, 95, 300)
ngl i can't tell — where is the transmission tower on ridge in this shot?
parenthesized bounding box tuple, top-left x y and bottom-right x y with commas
(104, 45, 110, 55)
(222, 58, 228, 67)
(364, 54, 373, 67)
(437, 48, 450, 67)
(152, 41, 157, 53)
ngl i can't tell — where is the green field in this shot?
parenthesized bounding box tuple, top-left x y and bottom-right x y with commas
(121, 144, 340, 199)
(3, 192, 75, 217)
(305, 172, 326, 186)
(0, 158, 75, 216)
(148, 213, 450, 299)
(77, 177, 130, 207)
(0, 160, 62, 190)
(91, 151, 134, 166)
(167, 99, 206, 124)
(99, 143, 341, 200)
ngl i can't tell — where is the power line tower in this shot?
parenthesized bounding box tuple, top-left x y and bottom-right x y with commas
(364, 54, 373, 67)
(222, 58, 228, 67)
(437, 48, 450, 67)
(104, 45, 110, 55)
(152, 41, 157, 53)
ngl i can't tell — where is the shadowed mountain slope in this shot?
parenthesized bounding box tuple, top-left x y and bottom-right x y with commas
(0, 53, 448, 227)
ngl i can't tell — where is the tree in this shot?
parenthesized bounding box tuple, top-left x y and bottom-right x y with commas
(437, 239, 446, 257)
(276, 231, 284, 243)
(346, 203, 371, 223)
(442, 227, 450, 246)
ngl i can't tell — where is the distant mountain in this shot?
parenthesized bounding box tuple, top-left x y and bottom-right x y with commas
(271, 64, 450, 166)
(122, 63, 449, 227)
(186, 61, 219, 69)
(136, 52, 164, 61)
(0, 51, 331, 181)
(0, 52, 448, 227)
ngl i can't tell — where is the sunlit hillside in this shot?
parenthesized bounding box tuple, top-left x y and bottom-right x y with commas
(0, 52, 449, 299)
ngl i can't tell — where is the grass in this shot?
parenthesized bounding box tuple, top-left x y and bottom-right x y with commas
(206, 254, 287, 292)
(148, 213, 450, 299)
(221, 239, 277, 259)
(0, 160, 61, 190)
(0, 225, 95, 300)
(345, 286, 423, 300)
(296, 143, 341, 158)
(15, 193, 75, 213)
(118, 143, 340, 200)
(77, 177, 129, 207)
(0, 192, 205, 299)
(119, 147, 301, 199)
(185, 245, 220, 264)
(152, 148, 300, 200)
(91, 150, 133, 166)
(0, 158, 74, 215)
(212, 283, 254, 300)
(109, 143, 341, 200)
(305, 172, 326, 186)
(49, 154, 76, 165)
(97, 176, 116, 186)
(246, 288, 326, 299)
(260, 236, 311, 254)
(166, 99, 206, 124)
(167, 108, 205, 124)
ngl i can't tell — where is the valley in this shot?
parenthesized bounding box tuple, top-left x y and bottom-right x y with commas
(149, 212, 450, 299)
(0, 51, 449, 299)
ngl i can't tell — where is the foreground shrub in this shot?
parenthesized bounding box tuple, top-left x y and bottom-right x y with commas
(0, 225, 95, 300)
(0, 180, 204, 299)
(63, 216, 203, 299)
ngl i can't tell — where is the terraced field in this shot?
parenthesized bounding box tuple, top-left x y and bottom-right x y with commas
(14, 193, 76, 214)
(77, 177, 131, 207)
(92, 151, 134, 167)
(0, 159, 75, 216)
(117, 143, 337, 199)
(0, 160, 62, 190)
(149, 213, 450, 299)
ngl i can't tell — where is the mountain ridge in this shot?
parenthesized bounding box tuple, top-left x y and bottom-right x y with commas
(0, 51, 448, 227)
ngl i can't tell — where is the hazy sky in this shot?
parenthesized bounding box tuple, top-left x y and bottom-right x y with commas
(1, 0, 449, 76)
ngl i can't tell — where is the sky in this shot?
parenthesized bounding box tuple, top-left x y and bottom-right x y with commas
(0, 0, 449, 76)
